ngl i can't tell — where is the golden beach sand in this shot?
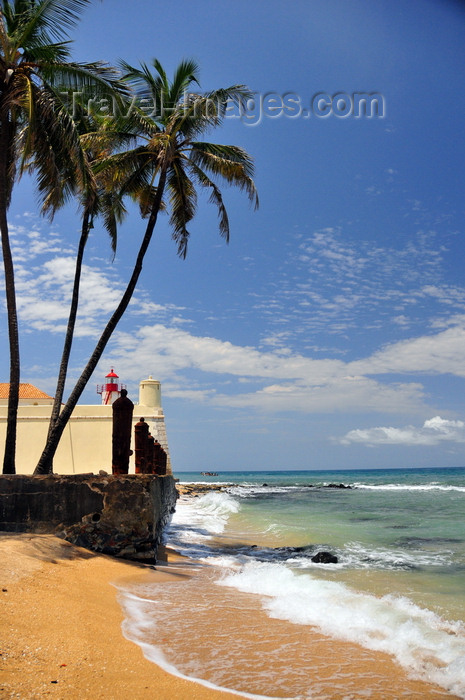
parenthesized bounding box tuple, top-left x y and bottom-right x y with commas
(0, 533, 229, 700)
(0, 532, 459, 699)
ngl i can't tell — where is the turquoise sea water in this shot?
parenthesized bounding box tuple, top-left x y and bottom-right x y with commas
(119, 467, 465, 698)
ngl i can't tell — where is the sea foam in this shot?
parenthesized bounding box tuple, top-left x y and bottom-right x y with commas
(175, 491, 240, 533)
(354, 482, 465, 492)
(167, 491, 241, 558)
(218, 560, 465, 698)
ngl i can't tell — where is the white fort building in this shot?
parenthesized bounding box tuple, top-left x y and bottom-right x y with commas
(0, 370, 171, 475)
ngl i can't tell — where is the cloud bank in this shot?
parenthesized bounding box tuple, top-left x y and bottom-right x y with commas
(3, 217, 465, 427)
(340, 416, 465, 446)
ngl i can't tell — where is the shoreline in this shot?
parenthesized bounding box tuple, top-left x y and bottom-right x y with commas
(1, 524, 461, 699)
(0, 533, 233, 699)
(170, 483, 462, 699)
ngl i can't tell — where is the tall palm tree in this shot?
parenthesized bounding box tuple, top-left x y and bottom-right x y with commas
(0, 0, 128, 473)
(43, 111, 131, 441)
(34, 58, 259, 474)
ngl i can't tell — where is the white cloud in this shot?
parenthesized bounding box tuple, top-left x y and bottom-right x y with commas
(212, 377, 424, 413)
(9, 223, 73, 262)
(254, 225, 461, 346)
(392, 315, 410, 327)
(106, 324, 426, 414)
(4, 217, 465, 421)
(14, 256, 123, 334)
(340, 416, 465, 446)
(3, 245, 178, 337)
(349, 325, 465, 377)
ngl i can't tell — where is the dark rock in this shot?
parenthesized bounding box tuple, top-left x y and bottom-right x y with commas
(311, 551, 338, 564)
(325, 483, 351, 489)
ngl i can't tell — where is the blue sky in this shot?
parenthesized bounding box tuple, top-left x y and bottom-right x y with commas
(2, 0, 465, 471)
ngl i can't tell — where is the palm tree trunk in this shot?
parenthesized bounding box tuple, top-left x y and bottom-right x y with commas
(34, 168, 167, 474)
(0, 117, 19, 475)
(46, 209, 91, 442)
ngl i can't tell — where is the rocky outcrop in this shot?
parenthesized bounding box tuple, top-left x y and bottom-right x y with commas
(0, 474, 177, 563)
(175, 482, 234, 496)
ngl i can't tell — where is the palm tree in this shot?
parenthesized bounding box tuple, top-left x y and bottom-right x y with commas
(0, 0, 128, 473)
(34, 58, 258, 474)
(43, 111, 131, 441)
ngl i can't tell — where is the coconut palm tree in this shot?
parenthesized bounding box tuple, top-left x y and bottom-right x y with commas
(43, 110, 132, 442)
(34, 58, 258, 474)
(0, 0, 128, 473)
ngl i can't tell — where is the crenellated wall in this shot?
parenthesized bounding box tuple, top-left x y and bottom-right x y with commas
(0, 474, 178, 563)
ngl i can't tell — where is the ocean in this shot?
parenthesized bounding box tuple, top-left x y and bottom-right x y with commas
(118, 467, 465, 698)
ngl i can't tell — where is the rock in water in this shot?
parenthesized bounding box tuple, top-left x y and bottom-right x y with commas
(311, 551, 338, 564)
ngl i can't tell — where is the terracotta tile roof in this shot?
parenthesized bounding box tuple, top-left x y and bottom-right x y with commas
(0, 383, 53, 400)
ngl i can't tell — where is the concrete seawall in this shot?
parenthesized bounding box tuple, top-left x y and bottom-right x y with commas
(0, 474, 178, 562)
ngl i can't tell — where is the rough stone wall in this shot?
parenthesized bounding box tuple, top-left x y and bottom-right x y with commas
(0, 474, 178, 563)
(149, 414, 171, 472)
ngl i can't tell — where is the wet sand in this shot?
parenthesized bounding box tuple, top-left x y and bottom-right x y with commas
(0, 529, 459, 699)
(0, 533, 230, 700)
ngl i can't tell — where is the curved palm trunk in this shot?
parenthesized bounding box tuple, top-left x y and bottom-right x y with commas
(34, 169, 167, 475)
(0, 118, 19, 475)
(46, 209, 91, 445)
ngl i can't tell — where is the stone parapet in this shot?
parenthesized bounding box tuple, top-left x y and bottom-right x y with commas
(0, 474, 178, 563)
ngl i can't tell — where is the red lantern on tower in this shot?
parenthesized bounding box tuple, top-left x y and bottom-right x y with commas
(97, 369, 126, 405)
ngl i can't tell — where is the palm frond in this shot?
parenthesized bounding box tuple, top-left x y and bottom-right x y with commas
(98, 189, 127, 254)
(80, 125, 138, 157)
(167, 158, 197, 258)
(190, 162, 230, 241)
(16, 0, 91, 47)
(175, 85, 254, 138)
(20, 80, 93, 216)
(133, 184, 161, 219)
(189, 142, 259, 209)
(169, 58, 200, 104)
(42, 60, 130, 101)
(199, 85, 254, 120)
(120, 60, 163, 107)
(94, 145, 159, 192)
(17, 71, 36, 171)
(21, 40, 72, 63)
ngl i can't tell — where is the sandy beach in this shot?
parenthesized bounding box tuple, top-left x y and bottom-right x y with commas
(1, 530, 460, 699)
(0, 533, 230, 700)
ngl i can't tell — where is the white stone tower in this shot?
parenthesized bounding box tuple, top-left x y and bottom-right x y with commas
(137, 376, 171, 473)
(139, 376, 162, 412)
